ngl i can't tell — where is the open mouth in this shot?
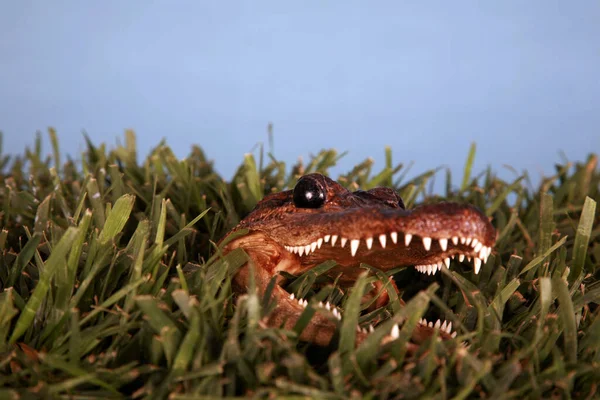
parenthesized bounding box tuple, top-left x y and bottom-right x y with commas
(283, 230, 493, 275)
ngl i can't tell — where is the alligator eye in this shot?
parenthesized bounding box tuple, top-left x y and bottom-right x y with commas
(293, 176, 326, 208)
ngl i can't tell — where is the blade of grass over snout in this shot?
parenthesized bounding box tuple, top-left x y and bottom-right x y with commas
(354, 289, 431, 372)
(9, 227, 79, 344)
(287, 260, 337, 298)
(569, 196, 596, 283)
(339, 272, 369, 355)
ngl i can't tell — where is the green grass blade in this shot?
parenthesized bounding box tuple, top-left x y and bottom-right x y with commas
(98, 194, 135, 244)
(9, 227, 79, 344)
(569, 196, 596, 283)
(553, 277, 578, 363)
(460, 142, 476, 191)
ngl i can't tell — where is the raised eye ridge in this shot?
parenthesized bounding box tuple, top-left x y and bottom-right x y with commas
(293, 176, 326, 208)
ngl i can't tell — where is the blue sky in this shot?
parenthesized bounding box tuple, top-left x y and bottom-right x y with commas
(1, 1, 599, 183)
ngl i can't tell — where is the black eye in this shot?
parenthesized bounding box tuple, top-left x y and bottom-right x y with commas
(293, 176, 326, 208)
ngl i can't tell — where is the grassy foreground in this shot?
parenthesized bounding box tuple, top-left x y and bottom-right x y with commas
(0, 129, 599, 399)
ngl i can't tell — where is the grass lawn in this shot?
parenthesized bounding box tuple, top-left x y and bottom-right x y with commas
(0, 130, 599, 399)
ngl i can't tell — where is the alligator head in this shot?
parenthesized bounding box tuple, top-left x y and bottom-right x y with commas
(222, 173, 496, 346)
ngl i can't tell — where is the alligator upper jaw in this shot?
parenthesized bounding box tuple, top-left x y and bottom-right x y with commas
(278, 230, 492, 276)
(265, 202, 496, 276)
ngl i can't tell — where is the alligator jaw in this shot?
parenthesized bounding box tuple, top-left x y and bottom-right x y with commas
(283, 229, 492, 275)
(269, 202, 496, 276)
(223, 173, 497, 347)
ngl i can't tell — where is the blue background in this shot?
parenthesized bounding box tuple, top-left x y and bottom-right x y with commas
(1, 1, 599, 182)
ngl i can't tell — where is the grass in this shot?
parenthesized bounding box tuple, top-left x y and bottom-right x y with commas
(0, 129, 598, 399)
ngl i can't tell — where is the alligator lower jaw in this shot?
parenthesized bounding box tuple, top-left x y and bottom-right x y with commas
(282, 230, 493, 275)
(288, 292, 458, 340)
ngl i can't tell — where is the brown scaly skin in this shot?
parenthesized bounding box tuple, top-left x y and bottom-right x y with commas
(222, 173, 496, 346)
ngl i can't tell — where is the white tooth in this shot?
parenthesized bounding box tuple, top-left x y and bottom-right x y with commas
(471, 238, 479, 248)
(434, 319, 441, 329)
(428, 321, 433, 328)
(487, 247, 492, 258)
(451, 254, 455, 259)
(298, 246, 305, 256)
(302, 299, 307, 307)
(390, 231, 398, 244)
(290, 293, 295, 300)
(460, 237, 466, 244)
(451, 332, 457, 338)
(284, 246, 289, 251)
(334, 309, 341, 320)
(310, 242, 318, 252)
(459, 254, 465, 262)
(369, 324, 375, 333)
(474, 242, 483, 253)
(422, 237, 432, 251)
(465, 237, 472, 246)
(331, 235, 338, 247)
(479, 247, 487, 259)
(318, 301, 324, 307)
(437, 261, 443, 271)
(404, 233, 412, 246)
(427, 265, 433, 275)
(474, 258, 482, 274)
(365, 237, 373, 250)
(350, 239, 360, 256)
(441, 320, 448, 331)
(379, 234, 387, 248)
(391, 324, 399, 339)
(419, 318, 424, 325)
(304, 244, 311, 255)
(340, 238, 347, 248)
(317, 238, 323, 249)
(452, 236, 459, 245)
(439, 238, 448, 251)
(483, 254, 489, 264)
(444, 258, 451, 268)
(324, 235, 330, 243)
(446, 321, 453, 333)
(432, 264, 438, 274)
(325, 302, 331, 310)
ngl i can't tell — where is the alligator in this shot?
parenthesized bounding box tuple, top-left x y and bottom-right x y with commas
(222, 173, 496, 346)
